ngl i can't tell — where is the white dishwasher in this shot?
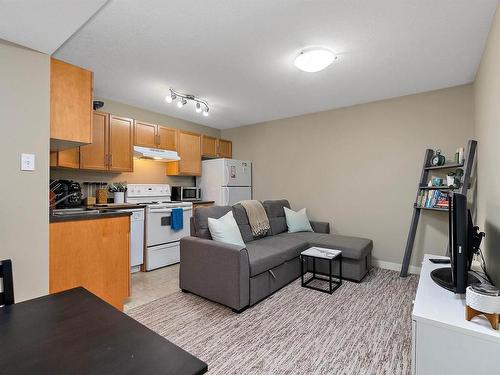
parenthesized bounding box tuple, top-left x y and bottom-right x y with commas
(122, 208, 145, 273)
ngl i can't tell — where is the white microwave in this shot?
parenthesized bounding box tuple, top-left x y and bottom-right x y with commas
(171, 186, 201, 201)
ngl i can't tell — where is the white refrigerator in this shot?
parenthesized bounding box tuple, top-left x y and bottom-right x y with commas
(197, 159, 252, 206)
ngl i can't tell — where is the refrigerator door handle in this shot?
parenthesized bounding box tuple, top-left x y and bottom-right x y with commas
(224, 187, 230, 205)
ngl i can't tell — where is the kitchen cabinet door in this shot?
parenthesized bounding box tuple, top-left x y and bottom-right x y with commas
(166, 131, 201, 176)
(109, 115, 133, 172)
(134, 121, 157, 148)
(157, 125, 177, 151)
(202, 135, 218, 158)
(50, 148, 80, 169)
(218, 139, 232, 158)
(80, 112, 109, 170)
(50, 58, 93, 150)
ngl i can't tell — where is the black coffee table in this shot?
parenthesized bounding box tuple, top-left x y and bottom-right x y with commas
(300, 247, 342, 294)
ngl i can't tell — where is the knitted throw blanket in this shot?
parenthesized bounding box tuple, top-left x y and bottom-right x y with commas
(239, 200, 270, 236)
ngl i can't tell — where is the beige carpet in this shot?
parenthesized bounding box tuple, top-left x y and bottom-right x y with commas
(127, 268, 418, 375)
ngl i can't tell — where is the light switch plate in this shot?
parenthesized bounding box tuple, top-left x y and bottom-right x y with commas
(21, 153, 35, 171)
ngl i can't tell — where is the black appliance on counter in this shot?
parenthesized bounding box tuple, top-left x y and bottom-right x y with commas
(51, 180, 82, 208)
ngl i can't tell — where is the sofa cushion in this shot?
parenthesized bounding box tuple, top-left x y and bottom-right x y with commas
(245, 236, 308, 276)
(232, 203, 270, 243)
(279, 232, 373, 260)
(262, 200, 291, 235)
(284, 207, 313, 233)
(207, 211, 245, 247)
(193, 206, 232, 239)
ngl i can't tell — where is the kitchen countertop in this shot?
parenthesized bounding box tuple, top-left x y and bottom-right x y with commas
(188, 200, 215, 205)
(92, 203, 147, 209)
(50, 209, 132, 223)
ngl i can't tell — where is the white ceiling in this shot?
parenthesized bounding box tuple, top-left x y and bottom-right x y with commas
(0, 0, 108, 55)
(53, 1, 500, 128)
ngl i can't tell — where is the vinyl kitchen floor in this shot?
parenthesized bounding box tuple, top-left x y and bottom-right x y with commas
(124, 264, 180, 311)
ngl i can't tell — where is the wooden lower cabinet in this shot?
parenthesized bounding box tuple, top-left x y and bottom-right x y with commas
(50, 148, 80, 169)
(166, 131, 202, 176)
(49, 216, 130, 310)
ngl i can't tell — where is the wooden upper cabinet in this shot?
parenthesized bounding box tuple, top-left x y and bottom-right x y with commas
(50, 58, 93, 150)
(80, 112, 109, 170)
(218, 139, 232, 158)
(166, 131, 201, 176)
(50, 148, 80, 169)
(134, 121, 157, 148)
(109, 115, 133, 172)
(202, 135, 218, 158)
(157, 125, 177, 151)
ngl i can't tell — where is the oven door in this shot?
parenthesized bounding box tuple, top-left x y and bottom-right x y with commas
(147, 207, 191, 247)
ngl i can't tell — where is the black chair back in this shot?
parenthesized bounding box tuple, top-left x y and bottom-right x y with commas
(0, 259, 14, 306)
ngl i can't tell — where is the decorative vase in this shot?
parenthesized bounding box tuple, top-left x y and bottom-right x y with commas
(114, 192, 125, 204)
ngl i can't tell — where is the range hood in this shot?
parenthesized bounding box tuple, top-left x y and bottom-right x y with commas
(133, 146, 180, 161)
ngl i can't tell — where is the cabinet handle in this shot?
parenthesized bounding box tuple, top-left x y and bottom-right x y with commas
(157, 134, 161, 146)
(104, 154, 108, 166)
(109, 154, 113, 166)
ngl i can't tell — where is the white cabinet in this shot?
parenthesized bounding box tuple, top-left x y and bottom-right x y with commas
(412, 255, 500, 375)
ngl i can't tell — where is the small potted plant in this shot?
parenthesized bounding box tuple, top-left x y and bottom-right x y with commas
(108, 182, 127, 204)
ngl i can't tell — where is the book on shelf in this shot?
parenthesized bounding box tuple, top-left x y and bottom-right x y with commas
(417, 189, 449, 209)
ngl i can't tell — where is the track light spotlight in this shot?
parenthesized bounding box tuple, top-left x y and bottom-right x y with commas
(203, 108, 209, 117)
(195, 102, 202, 113)
(177, 98, 187, 108)
(165, 95, 172, 103)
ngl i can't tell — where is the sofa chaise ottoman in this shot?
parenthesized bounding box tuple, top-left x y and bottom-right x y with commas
(180, 200, 372, 312)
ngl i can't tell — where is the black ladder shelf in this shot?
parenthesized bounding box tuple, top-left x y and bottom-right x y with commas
(400, 139, 477, 277)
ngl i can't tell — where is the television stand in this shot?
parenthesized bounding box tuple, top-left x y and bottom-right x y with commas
(412, 255, 500, 375)
(430, 267, 481, 293)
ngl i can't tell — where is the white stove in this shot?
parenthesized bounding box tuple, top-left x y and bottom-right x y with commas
(127, 184, 192, 271)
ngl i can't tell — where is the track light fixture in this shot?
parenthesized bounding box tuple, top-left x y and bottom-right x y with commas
(165, 88, 210, 116)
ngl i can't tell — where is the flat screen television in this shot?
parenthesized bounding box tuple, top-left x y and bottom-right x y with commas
(431, 192, 482, 293)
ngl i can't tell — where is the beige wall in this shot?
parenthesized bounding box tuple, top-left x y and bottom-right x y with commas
(51, 97, 221, 186)
(474, 6, 500, 286)
(0, 40, 49, 301)
(223, 85, 474, 269)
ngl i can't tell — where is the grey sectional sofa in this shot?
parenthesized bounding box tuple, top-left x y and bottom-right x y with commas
(180, 200, 372, 312)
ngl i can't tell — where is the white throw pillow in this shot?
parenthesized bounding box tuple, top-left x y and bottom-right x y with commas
(284, 207, 313, 233)
(208, 211, 245, 247)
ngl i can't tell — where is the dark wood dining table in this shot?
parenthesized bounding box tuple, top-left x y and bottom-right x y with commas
(0, 287, 208, 375)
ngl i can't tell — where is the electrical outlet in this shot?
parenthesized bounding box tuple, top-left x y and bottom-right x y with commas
(21, 153, 35, 171)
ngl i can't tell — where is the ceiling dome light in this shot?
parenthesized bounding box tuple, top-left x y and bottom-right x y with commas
(294, 47, 337, 73)
(195, 102, 202, 113)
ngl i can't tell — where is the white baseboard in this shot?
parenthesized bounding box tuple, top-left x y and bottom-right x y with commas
(372, 259, 421, 275)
